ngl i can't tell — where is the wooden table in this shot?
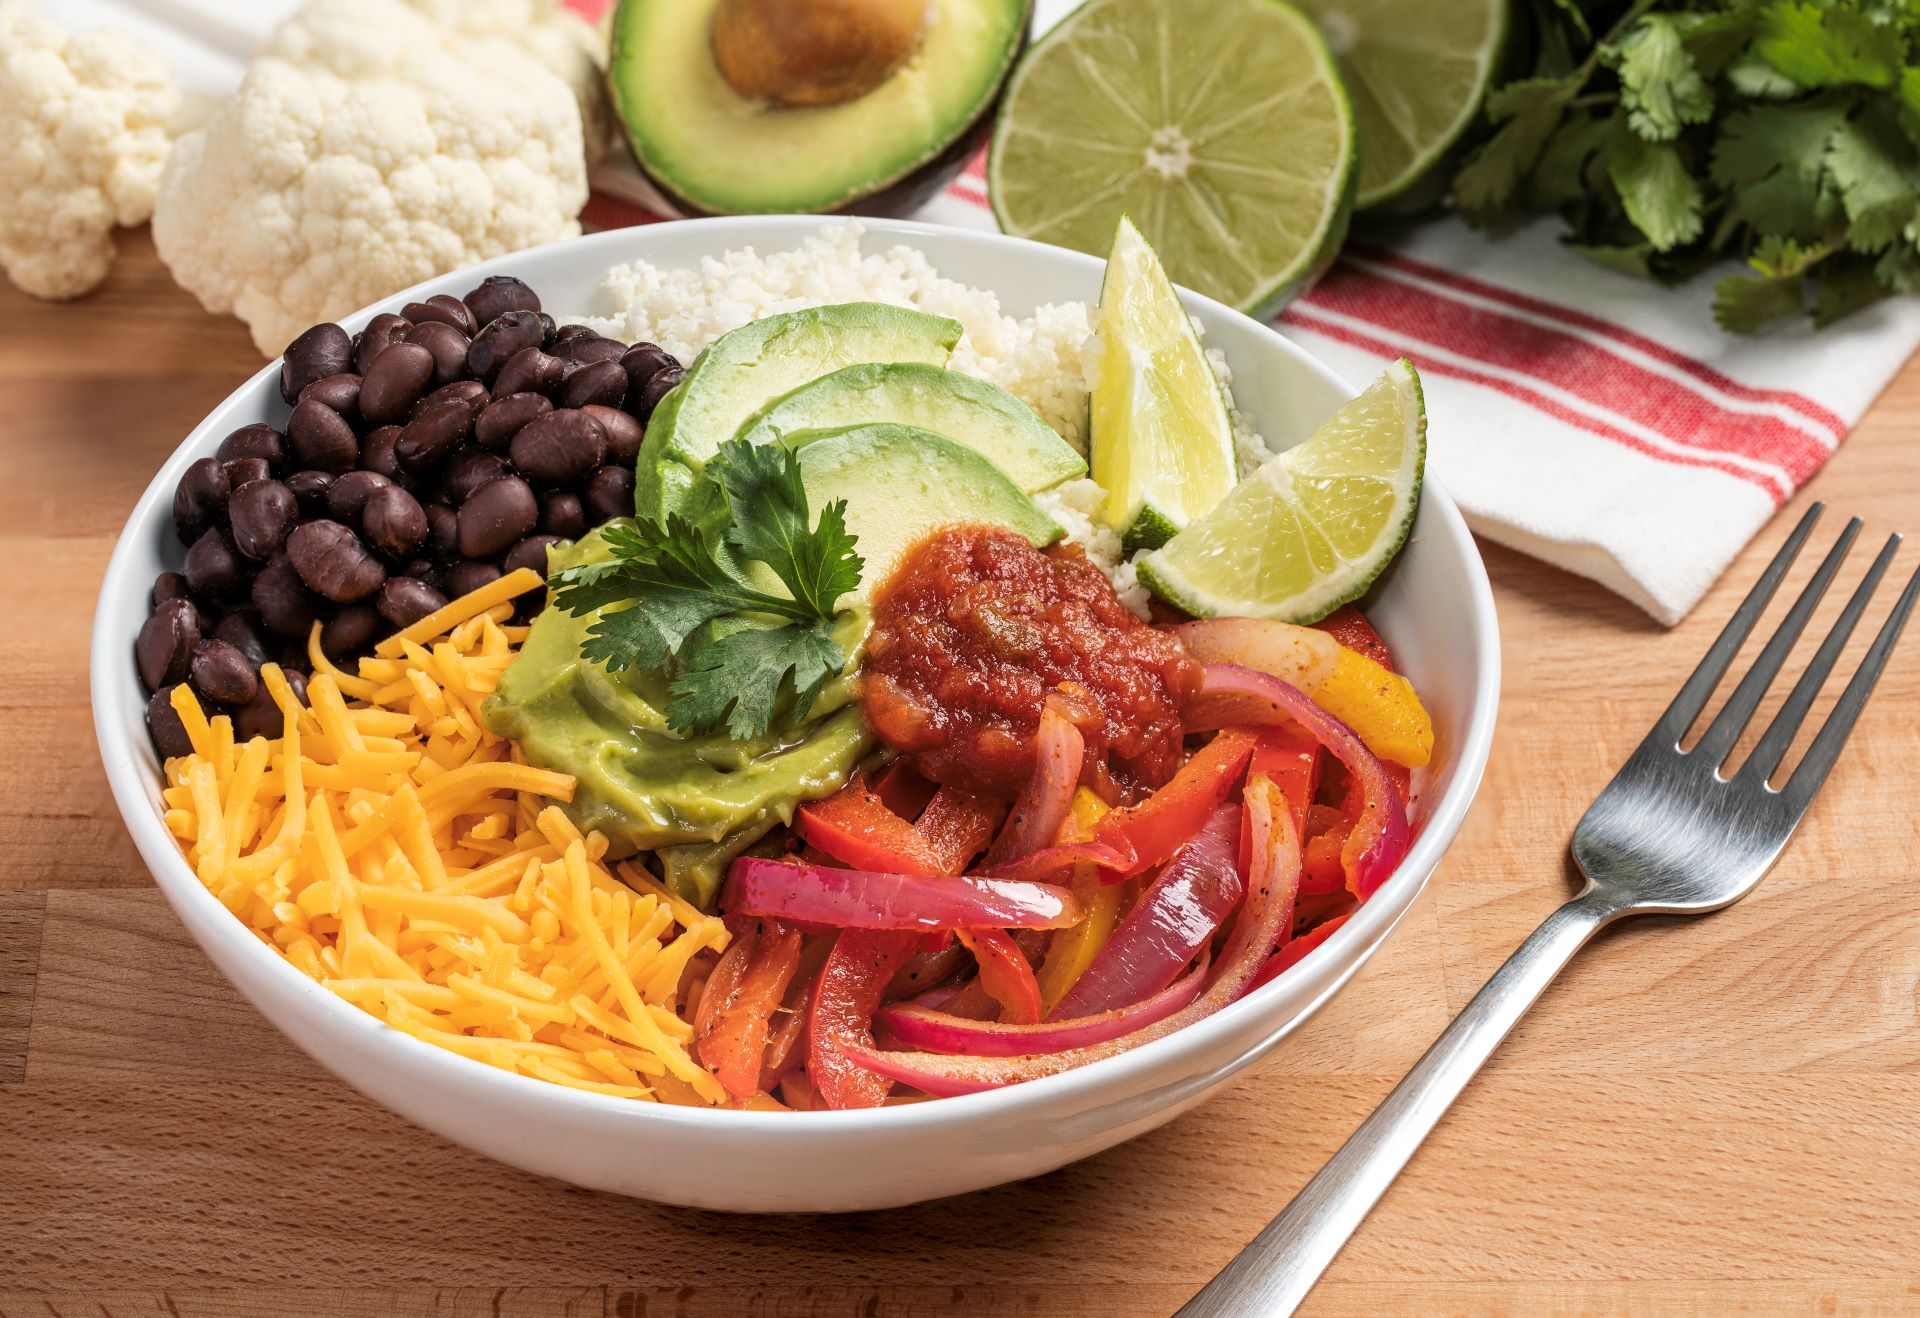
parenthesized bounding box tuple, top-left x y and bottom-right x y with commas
(5, 233, 1919, 1318)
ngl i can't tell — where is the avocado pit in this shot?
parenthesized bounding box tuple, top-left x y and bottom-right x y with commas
(710, 0, 929, 108)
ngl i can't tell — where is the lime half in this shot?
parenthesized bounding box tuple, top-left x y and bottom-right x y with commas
(1139, 359, 1426, 623)
(989, 0, 1356, 317)
(1091, 217, 1239, 552)
(1294, 0, 1508, 210)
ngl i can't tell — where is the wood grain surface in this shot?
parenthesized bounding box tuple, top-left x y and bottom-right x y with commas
(4, 233, 1920, 1318)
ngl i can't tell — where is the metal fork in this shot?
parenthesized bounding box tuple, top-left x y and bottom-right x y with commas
(1177, 504, 1920, 1318)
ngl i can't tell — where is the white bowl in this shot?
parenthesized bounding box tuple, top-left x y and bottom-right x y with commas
(92, 217, 1499, 1212)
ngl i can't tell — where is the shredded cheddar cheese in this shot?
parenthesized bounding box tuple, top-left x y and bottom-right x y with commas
(161, 568, 731, 1106)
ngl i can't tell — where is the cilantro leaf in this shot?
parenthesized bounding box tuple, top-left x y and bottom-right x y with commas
(712, 437, 864, 618)
(1814, 252, 1892, 324)
(1713, 271, 1808, 332)
(1608, 16, 1713, 141)
(1609, 136, 1706, 250)
(665, 618, 845, 740)
(1824, 102, 1920, 250)
(1712, 103, 1849, 239)
(579, 584, 738, 674)
(1753, 1, 1905, 90)
(1457, 75, 1583, 220)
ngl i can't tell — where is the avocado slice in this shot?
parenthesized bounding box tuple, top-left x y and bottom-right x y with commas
(611, 0, 1031, 215)
(738, 362, 1087, 494)
(795, 423, 1062, 606)
(637, 302, 963, 519)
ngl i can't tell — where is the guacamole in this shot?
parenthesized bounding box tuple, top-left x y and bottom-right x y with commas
(484, 532, 874, 908)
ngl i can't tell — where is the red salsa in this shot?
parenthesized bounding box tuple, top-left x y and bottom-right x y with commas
(862, 525, 1201, 800)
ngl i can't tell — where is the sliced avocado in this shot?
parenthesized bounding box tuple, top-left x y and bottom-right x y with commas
(796, 423, 1061, 606)
(738, 362, 1086, 493)
(636, 302, 962, 519)
(611, 0, 1031, 215)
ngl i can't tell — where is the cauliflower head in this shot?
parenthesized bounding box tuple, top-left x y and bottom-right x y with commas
(0, 1, 180, 300)
(154, 0, 588, 357)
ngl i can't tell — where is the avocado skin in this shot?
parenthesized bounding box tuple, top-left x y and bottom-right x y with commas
(610, 0, 1033, 218)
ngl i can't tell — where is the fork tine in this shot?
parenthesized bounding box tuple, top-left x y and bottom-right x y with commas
(1740, 534, 1901, 787)
(1784, 560, 1920, 809)
(1651, 503, 1824, 749)
(1691, 517, 1862, 769)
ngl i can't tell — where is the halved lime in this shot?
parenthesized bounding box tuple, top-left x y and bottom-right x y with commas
(1090, 217, 1239, 552)
(1138, 359, 1425, 623)
(988, 0, 1356, 317)
(1294, 0, 1509, 210)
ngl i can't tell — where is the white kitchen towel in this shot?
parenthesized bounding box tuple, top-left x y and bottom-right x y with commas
(59, 0, 1920, 624)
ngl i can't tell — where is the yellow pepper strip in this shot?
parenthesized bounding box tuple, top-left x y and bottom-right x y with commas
(1308, 648, 1435, 769)
(1037, 789, 1124, 1014)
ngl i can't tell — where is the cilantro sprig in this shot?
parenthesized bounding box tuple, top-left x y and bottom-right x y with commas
(551, 438, 863, 740)
(1454, 0, 1920, 331)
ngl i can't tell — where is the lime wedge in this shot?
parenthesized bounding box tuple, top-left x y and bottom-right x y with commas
(988, 0, 1355, 317)
(1090, 217, 1239, 552)
(1138, 359, 1425, 623)
(1294, 0, 1509, 210)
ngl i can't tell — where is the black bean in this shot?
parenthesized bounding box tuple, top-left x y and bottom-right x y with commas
(184, 527, 246, 600)
(360, 426, 405, 483)
(540, 490, 587, 540)
(503, 534, 564, 580)
(326, 470, 393, 523)
(445, 558, 503, 599)
(463, 275, 540, 326)
(550, 323, 597, 345)
(636, 363, 685, 421)
(298, 373, 362, 424)
(280, 323, 352, 405)
(415, 378, 490, 421)
(353, 313, 414, 375)
(425, 502, 460, 556)
(359, 341, 436, 425)
(619, 343, 676, 398)
(233, 681, 288, 741)
(288, 397, 359, 473)
(404, 320, 470, 386)
(152, 571, 192, 608)
(287, 520, 387, 603)
(250, 553, 319, 638)
(377, 577, 448, 629)
(445, 449, 510, 503)
(399, 557, 444, 593)
(136, 596, 200, 692)
(173, 457, 230, 543)
(493, 346, 565, 399)
(362, 483, 428, 558)
(216, 422, 288, 470)
(395, 400, 472, 473)
(223, 457, 272, 489)
(189, 638, 258, 707)
(285, 469, 334, 519)
(148, 685, 194, 759)
(457, 476, 538, 558)
(466, 310, 545, 383)
(213, 609, 275, 668)
(560, 359, 628, 411)
(510, 410, 606, 485)
(475, 392, 551, 449)
(554, 335, 627, 368)
(283, 669, 309, 707)
(322, 603, 380, 659)
(581, 404, 643, 466)
(402, 294, 477, 337)
(583, 464, 636, 525)
(537, 313, 557, 345)
(227, 479, 298, 561)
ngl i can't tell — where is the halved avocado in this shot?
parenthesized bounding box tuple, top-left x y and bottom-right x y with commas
(610, 0, 1032, 215)
(738, 362, 1086, 493)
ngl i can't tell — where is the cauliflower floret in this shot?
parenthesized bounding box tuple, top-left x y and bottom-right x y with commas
(154, 0, 588, 357)
(0, 1, 180, 300)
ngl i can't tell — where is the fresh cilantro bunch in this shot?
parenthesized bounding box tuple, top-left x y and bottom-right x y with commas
(549, 437, 863, 740)
(1454, 0, 1920, 331)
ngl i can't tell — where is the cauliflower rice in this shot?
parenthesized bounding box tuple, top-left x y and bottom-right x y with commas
(588, 222, 1274, 619)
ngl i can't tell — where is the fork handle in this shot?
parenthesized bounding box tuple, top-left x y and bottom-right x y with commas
(1176, 886, 1628, 1318)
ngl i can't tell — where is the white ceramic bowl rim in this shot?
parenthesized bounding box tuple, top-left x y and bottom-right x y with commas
(91, 216, 1499, 1137)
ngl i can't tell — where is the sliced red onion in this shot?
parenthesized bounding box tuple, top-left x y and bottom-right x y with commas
(724, 857, 1083, 932)
(984, 695, 1085, 868)
(1186, 664, 1411, 899)
(841, 782, 1302, 1096)
(1050, 803, 1241, 1019)
(876, 951, 1210, 1057)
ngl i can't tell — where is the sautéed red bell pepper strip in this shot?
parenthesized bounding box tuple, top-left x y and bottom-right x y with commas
(810, 928, 922, 1109)
(956, 928, 1045, 1024)
(694, 918, 804, 1103)
(795, 777, 955, 876)
(1249, 912, 1353, 992)
(1314, 605, 1396, 671)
